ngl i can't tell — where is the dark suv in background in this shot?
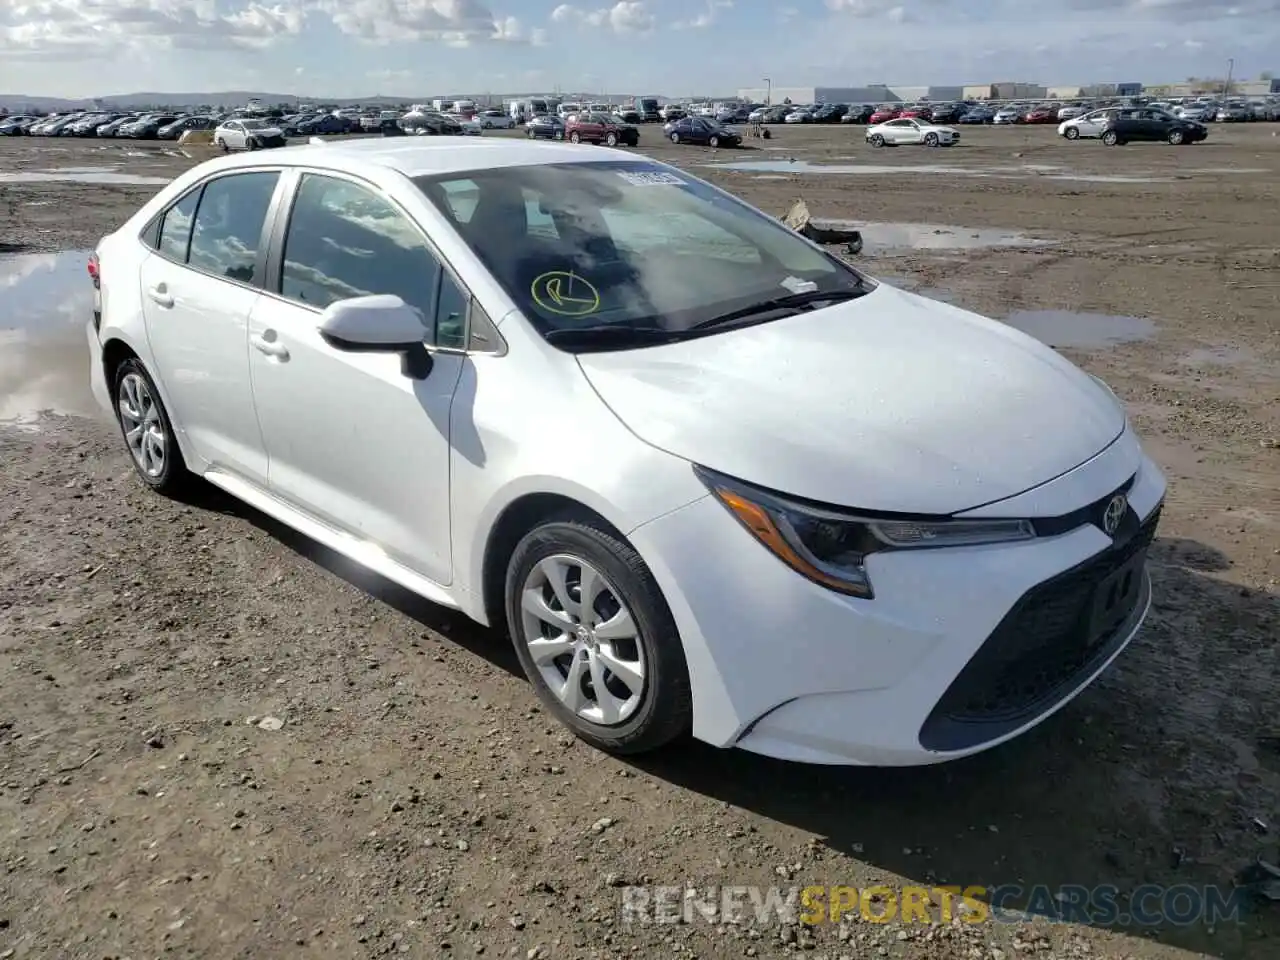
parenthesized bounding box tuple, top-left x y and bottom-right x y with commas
(1102, 108, 1208, 145)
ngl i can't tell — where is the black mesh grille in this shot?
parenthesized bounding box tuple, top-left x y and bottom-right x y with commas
(919, 506, 1161, 753)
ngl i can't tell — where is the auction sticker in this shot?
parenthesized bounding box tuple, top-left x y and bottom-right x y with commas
(617, 171, 685, 186)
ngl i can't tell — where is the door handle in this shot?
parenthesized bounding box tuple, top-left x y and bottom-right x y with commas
(250, 333, 290, 360)
(146, 284, 174, 308)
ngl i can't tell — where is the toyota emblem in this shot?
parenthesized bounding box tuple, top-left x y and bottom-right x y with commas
(1102, 494, 1128, 536)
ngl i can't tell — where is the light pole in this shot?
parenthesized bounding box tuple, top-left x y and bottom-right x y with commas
(763, 77, 771, 105)
(1223, 58, 1234, 99)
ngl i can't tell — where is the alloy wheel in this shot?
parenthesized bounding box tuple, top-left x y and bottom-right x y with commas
(519, 554, 645, 726)
(117, 372, 166, 478)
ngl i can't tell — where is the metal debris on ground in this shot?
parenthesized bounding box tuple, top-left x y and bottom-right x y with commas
(782, 199, 863, 254)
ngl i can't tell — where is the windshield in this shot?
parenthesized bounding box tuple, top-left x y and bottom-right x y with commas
(241, 119, 268, 129)
(416, 160, 870, 342)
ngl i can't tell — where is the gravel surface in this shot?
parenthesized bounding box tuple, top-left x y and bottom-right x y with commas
(0, 125, 1277, 960)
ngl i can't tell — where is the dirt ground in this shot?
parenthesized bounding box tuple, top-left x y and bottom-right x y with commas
(0, 125, 1277, 960)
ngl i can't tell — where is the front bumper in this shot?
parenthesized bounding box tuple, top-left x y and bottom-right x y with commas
(629, 441, 1166, 766)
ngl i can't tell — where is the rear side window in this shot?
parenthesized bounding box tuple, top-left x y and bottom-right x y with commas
(157, 188, 200, 262)
(187, 172, 280, 285)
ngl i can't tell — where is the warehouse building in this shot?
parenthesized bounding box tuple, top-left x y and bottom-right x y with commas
(735, 84, 963, 104)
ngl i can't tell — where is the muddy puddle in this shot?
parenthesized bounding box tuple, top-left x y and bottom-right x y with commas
(0, 251, 99, 426)
(1001, 309, 1157, 348)
(0, 166, 170, 185)
(838, 221, 1054, 254)
(707, 159, 1176, 184)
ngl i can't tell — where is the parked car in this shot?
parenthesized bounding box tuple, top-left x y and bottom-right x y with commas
(866, 117, 960, 147)
(86, 137, 1168, 765)
(840, 104, 876, 124)
(401, 110, 464, 136)
(97, 115, 142, 137)
(958, 107, 994, 124)
(992, 106, 1022, 125)
(475, 109, 516, 129)
(1022, 105, 1056, 124)
(663, 116, 741, 147)
(524, 115, 566, 140)
(296, 114, 347, 135)
(867, 106, 900, 124)
(159, 116, 215, 140)
(783, 108, 813, 124)
(750, 105, 792, 124)
(123, 115, 181, 139)
(1057, 104, 1087, 120)
(1216, 103, 1250, 122)
(33, 114, 85, 136)
(1101, 109, 1208, 145)
(1058, 108, 1119, 140)
(1173, 104, 1214, 122)
(566, 113, 639, 147)
(928, 103, 964, 123)
(0, 115, 38, 135)
(213, 118, 287, 151)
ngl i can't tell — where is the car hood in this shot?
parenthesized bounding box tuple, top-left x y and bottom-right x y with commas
(576, 285, 1126, 514)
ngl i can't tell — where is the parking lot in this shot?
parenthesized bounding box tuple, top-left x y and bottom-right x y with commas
(1, 123, 1277, 960)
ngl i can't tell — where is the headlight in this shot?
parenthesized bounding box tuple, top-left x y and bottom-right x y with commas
(695, 467, 1035, 599)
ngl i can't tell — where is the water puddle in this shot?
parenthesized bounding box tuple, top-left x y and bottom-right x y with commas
(1181, 345, 1256, 367)
(707, 159, 1173, 184)
(831, 221, 1053, 253)
(0, 167, 170, 185)
(0, 251, 99, 426)
(1001, 309, 1157, 349)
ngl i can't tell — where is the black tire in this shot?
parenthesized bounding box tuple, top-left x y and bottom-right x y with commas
(670, 132, 680, 143)
(246, 137, 259, 151)
(1102, 130, 1120, 146)
(869, 133, 885, 147)
(553, 130, 564, 140)
(505, 514, 693, 755)
(215, 137, 227, 152)
(569, 131, 581, 143)
(708, 135, 720, 148)
(924, 132, 939, 146)
(1168, 129, 1184, 145)
(527, 127, 536, 138)
(605, 132, 618, 147)
(111, 358, 191, 496)
(1064, 126, 1080, 140)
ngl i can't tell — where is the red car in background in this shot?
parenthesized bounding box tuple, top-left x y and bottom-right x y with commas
(1023, 105, 1056, 123)
(898, 104, 929, 119)
(564, 112, 640, 147)
(868, 105, 900, 124)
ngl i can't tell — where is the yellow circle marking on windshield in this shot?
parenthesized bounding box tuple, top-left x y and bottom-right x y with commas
(531, 271, 600, 317)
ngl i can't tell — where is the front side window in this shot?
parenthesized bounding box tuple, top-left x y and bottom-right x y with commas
(187, 171, 279, 284)
(417, 161, 869, 343)
(279, 173, 467, 348)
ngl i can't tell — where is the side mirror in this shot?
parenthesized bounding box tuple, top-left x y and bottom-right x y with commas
(318, 295, 434, 379)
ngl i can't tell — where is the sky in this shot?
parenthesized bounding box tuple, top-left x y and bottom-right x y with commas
(0, 0, 1275, 99)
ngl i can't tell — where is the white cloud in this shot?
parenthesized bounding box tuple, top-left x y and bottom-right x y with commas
(550, 1, 654, 34)
(675, 0, 732, 29)
(308, 0, 540, 46)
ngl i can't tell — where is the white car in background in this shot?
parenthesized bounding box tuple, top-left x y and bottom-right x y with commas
(866, 117, 959, 146)
(213, 118, 286, 151)
(474, 109, 516, 129)
(455, 116, 486, 136)
(992, 106, 1022, 124)
(1057, 104, 1086, 120)
(86, 137, 1165, 767)
(1058, 108, 1119, 140)
(1175, 104, 1214, 122)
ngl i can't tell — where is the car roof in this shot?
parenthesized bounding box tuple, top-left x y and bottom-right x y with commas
(206, 135, 628, 178)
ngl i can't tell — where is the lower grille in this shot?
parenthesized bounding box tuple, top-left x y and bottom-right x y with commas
(919, 506, 1161, 753)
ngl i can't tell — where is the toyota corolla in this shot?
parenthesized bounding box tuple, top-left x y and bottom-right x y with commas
(86, 138, 1165, 765)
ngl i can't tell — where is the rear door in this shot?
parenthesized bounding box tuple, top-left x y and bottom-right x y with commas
(138, 169, 283, 484)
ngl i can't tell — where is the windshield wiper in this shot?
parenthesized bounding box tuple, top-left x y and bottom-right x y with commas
(687, 287, 866, 332)
(543, 324, 684, 350)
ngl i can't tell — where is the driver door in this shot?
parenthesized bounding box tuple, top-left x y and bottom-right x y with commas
(246, 171, 469, 585)
(903, 119, 926, 144)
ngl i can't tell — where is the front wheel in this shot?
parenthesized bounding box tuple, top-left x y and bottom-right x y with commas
(526, 127, 536, 138)
(869, 133, 885, 147)
(113, 359, 190, 495)
(246, 137, 259, 151)
(605, 132, 618, 147)
(505, 516, 692, 755)
(1102, 130, 1120, 146)
(1064, 126, 1080, 140)
(670, 132, 680, 143)
(924, 132, 939, 146)
(569, 131, 581, 143)
(1168, 129, 1185, 145)
(215, 137, 227, 152)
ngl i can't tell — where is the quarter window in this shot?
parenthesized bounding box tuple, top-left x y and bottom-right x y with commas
(156, 188, 200, 262)
(279, 173, 467, 348)
(187, 172, 279, 285)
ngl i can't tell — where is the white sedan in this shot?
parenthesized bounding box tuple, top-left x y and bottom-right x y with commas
(1058, 108, 1119, 140)
(86, 137, 1165, 766)
(212, 118, 286, 151)
(474, 109, 516, 129)
(866, 117, 959, 146)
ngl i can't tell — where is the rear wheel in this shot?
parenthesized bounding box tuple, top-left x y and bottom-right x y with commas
(1102, 130, 1120, 146)
(112, 359, 190, 495)
(505, 515, 692, 755)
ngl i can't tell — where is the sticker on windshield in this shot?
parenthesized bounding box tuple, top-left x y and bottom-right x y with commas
(530, 270, 601, 317)
(780, 276, 819, 294)
(616, 171, 685, 186)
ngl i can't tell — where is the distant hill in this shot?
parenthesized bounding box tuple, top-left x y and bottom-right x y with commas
(0, 89, 660, 112)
